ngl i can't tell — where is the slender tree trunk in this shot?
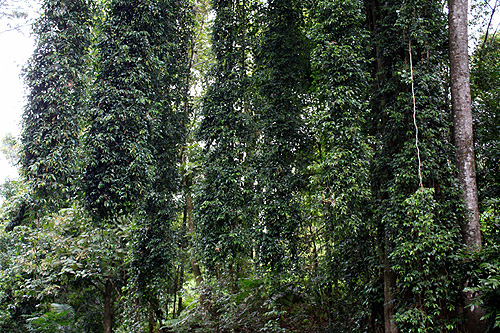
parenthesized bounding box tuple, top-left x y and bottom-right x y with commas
(449, 1, 485, 331)
(383, 242, 397, 333)
(177, 246, 185, 318)
(368, 2, 397, 330)
(103, 279, 113, 333)
(449, 0, 482, 252)
(148, 305, 155, 333)
(186, 193, 203, 285)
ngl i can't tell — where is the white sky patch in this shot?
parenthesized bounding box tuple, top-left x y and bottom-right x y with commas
(0, 27, 34, 181)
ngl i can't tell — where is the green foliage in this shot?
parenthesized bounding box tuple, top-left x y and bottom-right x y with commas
(196, 0, 254, 272)
(172, 277, 326, 332)
(471, 29, 500, 333)
(472, 34, 500, 202)
(1, 133, 21, 167)
(367, 0, 464, 330)
(1, 177, 31, 231)
(26, 303, 75, 332)
(307, 0, 374, 329)
(467, 181, 500, 330)
(0, 225, 53, 331)
(21, 0, 91, 213)
(391, 189, 463, 332)
(467, 245, 500, 331)
(9, 0, 500, 332)
(82, 0, 156, 220)
(124, 0, 192, 312)
(0, 205, 127, 332)
(252, 0, 311, 270)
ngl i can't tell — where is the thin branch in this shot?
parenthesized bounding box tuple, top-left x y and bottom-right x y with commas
(0, 23, 30, 34)
(481, 0, 499, 48)
(88, 277, 105, 295)
(490, 20, 500, 43)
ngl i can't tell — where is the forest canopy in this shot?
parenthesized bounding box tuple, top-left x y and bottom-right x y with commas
(0, 0, 500, 332)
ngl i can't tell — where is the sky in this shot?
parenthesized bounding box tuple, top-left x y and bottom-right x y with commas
(0, 24, 33, 183)
(0, 1, 498, 185)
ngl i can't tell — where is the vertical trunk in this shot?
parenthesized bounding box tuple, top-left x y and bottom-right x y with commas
(177, 290, 183, 318)
(173, 270, 178, 318)
(367, 1, 397, 330)
(103, 279, 113, 333)
(449, 1, 486, 331)
(186, 193, 203, 285)
(148, 305, 155, 333)
(449, 0, 482, 251)
(178, 250, 185, 317)
(383, 242, 397, 333)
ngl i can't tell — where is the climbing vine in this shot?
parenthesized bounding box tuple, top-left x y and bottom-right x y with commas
(21, 0, 91, 212)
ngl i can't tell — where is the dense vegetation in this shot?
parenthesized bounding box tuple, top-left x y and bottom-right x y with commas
(0, 0, 499, 332)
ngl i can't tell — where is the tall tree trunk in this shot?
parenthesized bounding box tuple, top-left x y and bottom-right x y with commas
(449, 0, 485, 331)
(449, 0, 482, 252)
(186, 193, 203, 285)
(383, 242, 398, 333)
(367, 1, 397, 330)
(148, 305, 155, 333)
(103, 279, 113, 333)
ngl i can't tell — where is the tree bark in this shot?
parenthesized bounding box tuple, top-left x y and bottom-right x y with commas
(148, 305, 155, 333)
(186, 193, 203, 285)
(384, 240, 398, 333)
(103, 279, 113, 333)
(449, 0, 485, 331)
(449, 0, 481, 252)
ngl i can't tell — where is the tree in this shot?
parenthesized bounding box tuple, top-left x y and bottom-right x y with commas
(252, 0, 311, 271)
(82, 0, 192, 330)
(126, 0, 192, 328)
(449, 0, 486, 330)
(9, 0, 500, 331)
(82, 0, 155, 221)
(197, 0, 253, 280)
(470, 32, 500, 332)
(307, 0, 374, 329)
(0, 204, 128, 332)
(21, 0, 91, 213)
(367, 0, 464, 331)
(450, 0, 482, 252)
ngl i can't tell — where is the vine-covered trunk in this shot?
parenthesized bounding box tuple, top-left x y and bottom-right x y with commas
(21, 0, 91, 212)
(383, 243, 397, 333)
(367, 1, 397, 331)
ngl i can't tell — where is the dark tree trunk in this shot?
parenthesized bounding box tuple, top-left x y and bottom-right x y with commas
(449, 0, 486, 331)
(366, 1, 397, 330)
(148, 306, 155, 333)
(186, 193, 203, 285)
(383, 242, 397, 333)
(103, 279, 113, 333)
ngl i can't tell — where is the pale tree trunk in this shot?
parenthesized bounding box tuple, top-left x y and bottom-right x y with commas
(449, 0, 482, 251)
(449, 0, 485, 331)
